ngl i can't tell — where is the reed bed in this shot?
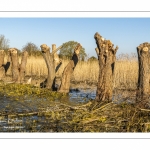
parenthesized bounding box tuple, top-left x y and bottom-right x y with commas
(115, 60, 138, 89)
(4, 55, 139, 89)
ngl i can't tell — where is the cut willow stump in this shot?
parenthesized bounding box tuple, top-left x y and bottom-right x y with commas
(18, 51, 28, 82)
(58, 43, 82, 93)
(40, 44, 62, 90)
(0, 50, 12, 80)
(136, 42, 150, 105)
(8, 48, 28, 83)
(0, 50, 5, 79)
(94, 32, 118, 102)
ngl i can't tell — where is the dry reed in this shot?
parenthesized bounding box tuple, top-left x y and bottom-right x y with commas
(4, 55, 139, 89)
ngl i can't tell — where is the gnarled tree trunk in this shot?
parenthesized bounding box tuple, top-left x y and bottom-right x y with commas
(136, 42, 150, 104)
(58, 43, 82, 93)
(8, 48, 28, 83)
(40, 44, 62, 90)
(0, 50, 5, 80)
(94, 32, 118, 102)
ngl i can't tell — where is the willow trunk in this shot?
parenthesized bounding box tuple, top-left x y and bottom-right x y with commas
(58, 43, 82, 93)
(94, 32, 118, 102)
(40, 44, 62, 90)
(136, 43, 150, 102)
(9, 48, 28, 83)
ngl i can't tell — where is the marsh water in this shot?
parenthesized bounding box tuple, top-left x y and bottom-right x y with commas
(0, 84, 98, 132)
(0, 82, 137, 132)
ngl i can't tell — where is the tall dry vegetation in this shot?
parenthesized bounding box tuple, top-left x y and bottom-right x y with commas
(4, 54, 138, 89)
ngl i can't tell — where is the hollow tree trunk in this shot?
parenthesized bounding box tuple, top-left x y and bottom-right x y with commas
(0, 50, 5, 79)
(136, 42, 150, 102)
(40, 44, 62, 90)
(94, 32, 118, 102)
(8, 48, 28, 83)
(58, 43, 82, 93)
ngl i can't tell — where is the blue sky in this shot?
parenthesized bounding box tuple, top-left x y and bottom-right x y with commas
(1, 18, 150, 57)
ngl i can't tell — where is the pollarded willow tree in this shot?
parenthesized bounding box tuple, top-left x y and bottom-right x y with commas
(94, 32, 118, 103)
(41, 43, 82, 93)
(8, 48, 28, 83)
(136, 42, 150, 105)
(0, 48, 28, 83)
(40, 44, 62, 90)
(58, 43, 82, 93)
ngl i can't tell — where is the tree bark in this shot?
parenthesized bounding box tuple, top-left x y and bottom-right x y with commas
(52, 44, 62, 72)
(9, 48, 20, 82)
(94, 32, 118, 102)
(40, 44, 62, 90)
(5, 51, 11, 74)
(136, 42, 150, 102)
(18, 51, 28, 83)
(8, 48, 28, 83)
(0, 50, 5, 80)
(58, 43, 82, 93)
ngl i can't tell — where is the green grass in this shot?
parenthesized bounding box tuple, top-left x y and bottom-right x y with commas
(0, 81, 65, 101)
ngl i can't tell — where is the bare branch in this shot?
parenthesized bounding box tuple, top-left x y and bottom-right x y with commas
(51, 45, 62, 55)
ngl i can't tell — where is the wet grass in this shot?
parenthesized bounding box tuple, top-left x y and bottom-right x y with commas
(0, 82, 150, 132)
(0, 81, 65, 101)
(1, 101, 150, 132)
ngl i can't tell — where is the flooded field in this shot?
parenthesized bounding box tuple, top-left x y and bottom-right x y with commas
(0, 79, 149, 132)
(0, 82, 139, 132)
(0, 83, 97, 132)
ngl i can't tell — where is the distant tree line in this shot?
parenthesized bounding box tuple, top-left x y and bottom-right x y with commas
(0, 35, 10, 53)
(0, 35, 101, 61)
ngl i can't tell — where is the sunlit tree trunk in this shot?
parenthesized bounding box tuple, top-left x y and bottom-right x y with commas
(52, 44, 62, 90)
(136, 42, 150, 104)
(58, 43, 82, 93)
(18, 51, 28, 83)
(9, 48, 28, 83)
(52, 44, 62, 70)
(40, 44, 62, 90)
(9, 48, 20, 82)
(94, 32, 118, 102)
